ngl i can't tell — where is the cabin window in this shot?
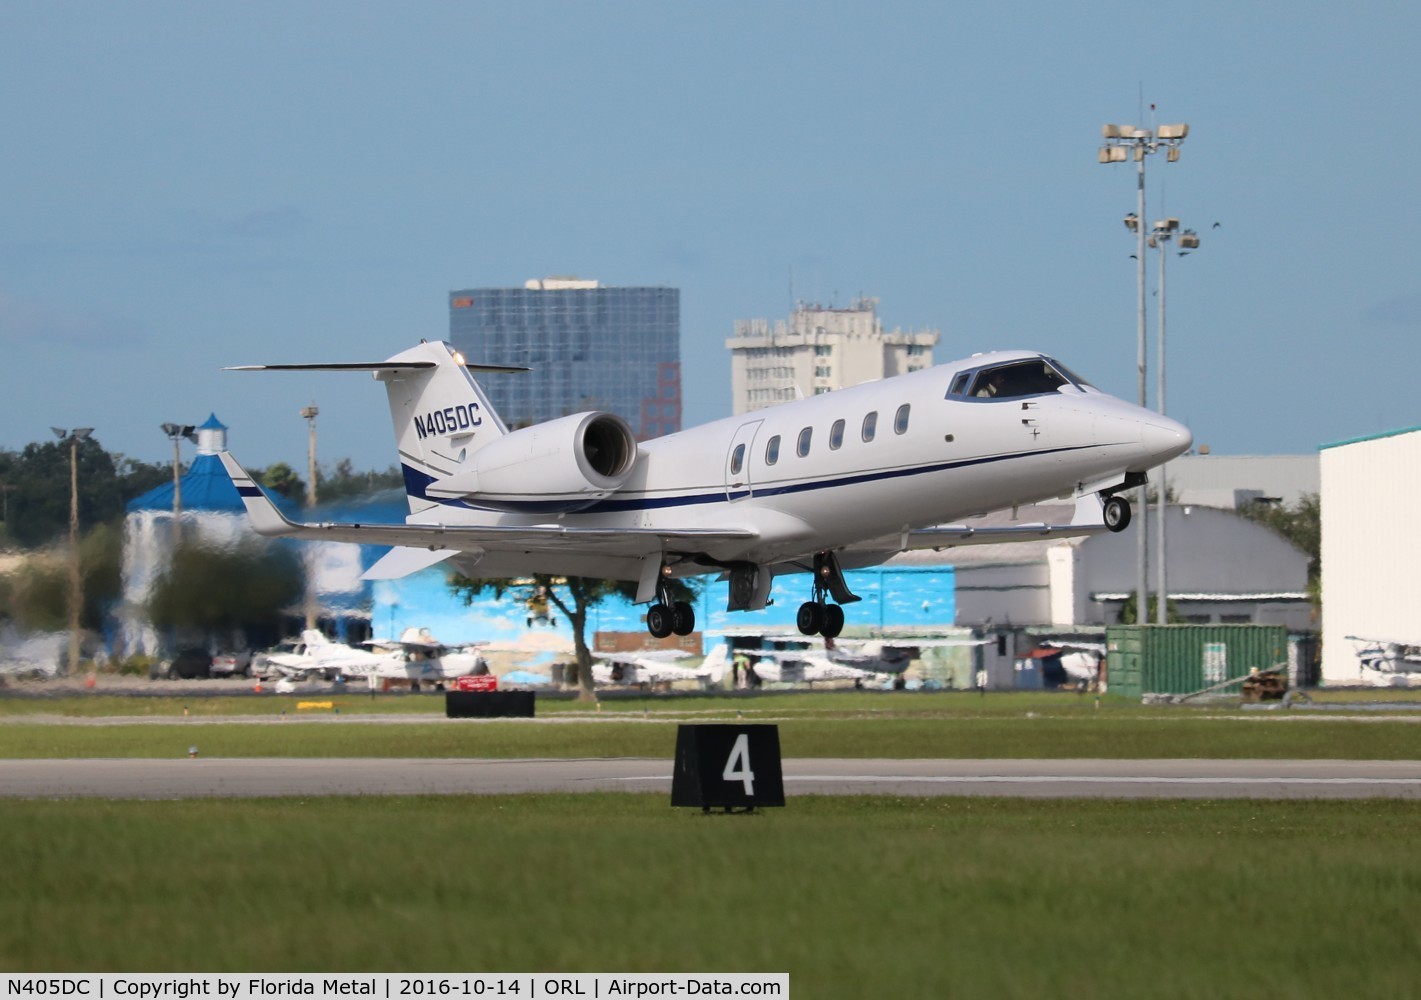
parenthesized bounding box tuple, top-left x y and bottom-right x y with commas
(829, 419, 845, 450)
(894, 404, 911, 435)
(862, 411, 878, 442)
(765, 435, 781, 466)
(797, 427, 813, 457)
(730, 444, 745, 476)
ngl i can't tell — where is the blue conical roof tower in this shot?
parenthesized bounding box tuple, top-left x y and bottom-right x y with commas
(127, 414, 245, 513)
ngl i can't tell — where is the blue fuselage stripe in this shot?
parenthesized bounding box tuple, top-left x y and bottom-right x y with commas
(403, 443, 1099, 516)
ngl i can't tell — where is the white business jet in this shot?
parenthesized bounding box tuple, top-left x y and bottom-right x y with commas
(220, 341, 1189, 639)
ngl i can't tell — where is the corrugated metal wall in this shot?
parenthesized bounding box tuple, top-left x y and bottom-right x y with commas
(1320, 429, 1421, 683)
(1106, 624, 1289, 699)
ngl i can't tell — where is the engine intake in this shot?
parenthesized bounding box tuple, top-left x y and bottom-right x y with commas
(426, 411, 639, 512)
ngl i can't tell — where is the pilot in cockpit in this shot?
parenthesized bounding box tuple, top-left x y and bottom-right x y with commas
(975, 369, 1011, 398)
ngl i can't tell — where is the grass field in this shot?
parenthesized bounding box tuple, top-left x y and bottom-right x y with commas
(4, 688, 1420, 996)
(2, 689, 1419, 760)
(2, 795, 1419, 998)
(5, 686, 1420, 720)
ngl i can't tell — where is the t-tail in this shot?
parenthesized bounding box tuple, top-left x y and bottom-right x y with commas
(228, 340, 523, 514)
(374, 342, 519, 513)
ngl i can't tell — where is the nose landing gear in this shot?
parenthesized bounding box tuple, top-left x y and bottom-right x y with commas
(1103, 495, 1132, 533)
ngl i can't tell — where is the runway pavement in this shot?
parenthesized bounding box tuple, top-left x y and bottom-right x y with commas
(4, 756, 1421, 799)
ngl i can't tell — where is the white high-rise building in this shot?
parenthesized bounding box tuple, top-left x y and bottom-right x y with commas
(726, 298, 939, 415)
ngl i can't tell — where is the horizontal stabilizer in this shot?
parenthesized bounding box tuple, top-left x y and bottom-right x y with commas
(225, 361, 529, 374)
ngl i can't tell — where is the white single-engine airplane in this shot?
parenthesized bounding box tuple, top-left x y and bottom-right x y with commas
(220, 340, 1190, 638)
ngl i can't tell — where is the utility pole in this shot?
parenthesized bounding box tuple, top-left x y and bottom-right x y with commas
(301, 404, 319, 506)
(300, 405, 319, 630)
(52, 427, 94, 675)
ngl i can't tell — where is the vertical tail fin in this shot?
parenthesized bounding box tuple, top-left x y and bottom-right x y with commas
(373, 342, 520, 513)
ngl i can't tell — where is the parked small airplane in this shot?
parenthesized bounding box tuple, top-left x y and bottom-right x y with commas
(256, 628, 483, 688)
(591, 649, 717, 688)
(746, 649, 892, 687)
(221, 340, 1189, 638)
(1347, 636, 1421, 677)
(365, 627, 488, 681)
(254, 630, 386, 680)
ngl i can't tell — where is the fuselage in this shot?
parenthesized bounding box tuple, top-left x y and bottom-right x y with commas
(409, 350, 1190, 576)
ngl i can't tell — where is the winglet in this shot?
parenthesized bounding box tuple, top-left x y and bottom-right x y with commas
(218, 452, 304, 536)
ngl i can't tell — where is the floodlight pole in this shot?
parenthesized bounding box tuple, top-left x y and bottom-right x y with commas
(1150, 221, 1200, 625)
(1100, 120, 1187, 625)
(161, 423, 194, 546)
(1157, 224, 1168, 625)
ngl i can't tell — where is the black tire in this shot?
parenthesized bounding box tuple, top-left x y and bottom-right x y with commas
(1103, 495, 1132, 533)
(821, 604, 845, 639)
(647, 603, 674, 639)
(797, 602, 822, 636)
(671, 602, 696, 636)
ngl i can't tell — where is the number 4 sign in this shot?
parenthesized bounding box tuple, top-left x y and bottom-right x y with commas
(671, 724, 786, 812)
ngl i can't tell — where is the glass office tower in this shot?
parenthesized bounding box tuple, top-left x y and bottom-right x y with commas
(449, 278, 681, 440)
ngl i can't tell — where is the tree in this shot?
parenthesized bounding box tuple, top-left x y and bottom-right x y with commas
(0, 522, 125, 632)
(448, 573, 698, 701)
(317, 458, 405, 502)
(0, 437, 167, 548)
(147, 539, 303, 636)
(1116, 592, 1183, 625)
(1241, 493, 1321, 609)
(258, 462, 306, 501)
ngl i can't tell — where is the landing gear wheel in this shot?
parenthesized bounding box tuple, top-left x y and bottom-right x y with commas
(820, 604, 845, 639)
(671, 601, 696, 636)
(1103, 495, 1132, 533)
(647, 603, 674, 639)
(797, 602, 823, 636)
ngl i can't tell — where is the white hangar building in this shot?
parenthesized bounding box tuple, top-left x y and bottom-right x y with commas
(926, 501, 1312, 630)
(1320, 427, 1421, 685)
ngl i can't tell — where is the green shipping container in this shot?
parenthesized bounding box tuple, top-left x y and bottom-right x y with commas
(1104, 625, 1289, 700)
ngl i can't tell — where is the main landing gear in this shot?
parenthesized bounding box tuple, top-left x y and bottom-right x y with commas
(797, 551, 859, 639)
(797, 597, 845, 639)
(646, 575, 695, 640)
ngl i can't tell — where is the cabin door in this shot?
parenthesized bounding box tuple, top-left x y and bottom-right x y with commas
(724, 420, 763, 502)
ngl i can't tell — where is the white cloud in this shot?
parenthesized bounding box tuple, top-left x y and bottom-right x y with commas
(0, 291, 145, 349)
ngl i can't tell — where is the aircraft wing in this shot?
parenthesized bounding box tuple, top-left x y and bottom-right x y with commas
(219, 452, 757, 554)
(848, 494, 1111, 556)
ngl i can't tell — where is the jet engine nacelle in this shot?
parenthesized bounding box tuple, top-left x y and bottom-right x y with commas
(426, 411, 639, 512)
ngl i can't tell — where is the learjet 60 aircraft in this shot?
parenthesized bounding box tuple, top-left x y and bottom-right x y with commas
(220, 340, 1190, 639)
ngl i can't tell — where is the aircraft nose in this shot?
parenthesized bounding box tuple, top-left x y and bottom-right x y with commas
(1142, 414, 1192, 463)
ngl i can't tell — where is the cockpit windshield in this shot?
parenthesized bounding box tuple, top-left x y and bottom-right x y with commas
(949, 357, 1093, 400)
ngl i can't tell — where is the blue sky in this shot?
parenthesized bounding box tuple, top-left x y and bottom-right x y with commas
(3, 2, 1418, 470)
